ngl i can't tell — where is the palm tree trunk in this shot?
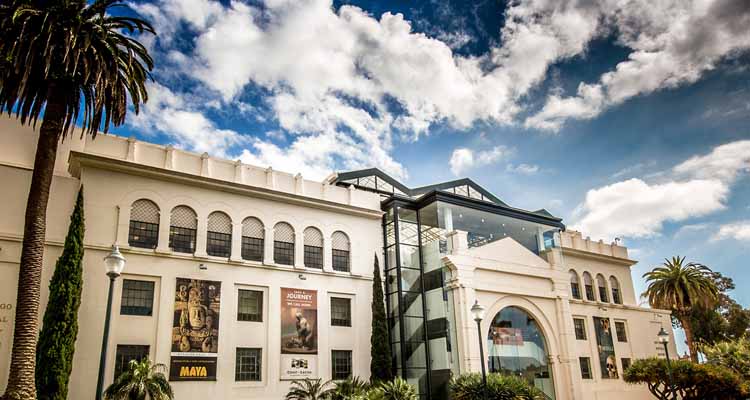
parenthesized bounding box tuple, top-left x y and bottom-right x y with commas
(680, 316, 699, 363)
(2, 89, 65, 400)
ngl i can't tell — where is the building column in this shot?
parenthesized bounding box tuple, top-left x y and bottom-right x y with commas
(230, 222, 243, 262)
(323, 236, 333, 273)
(264, 226, 274, 264)
(294, 230, 305, 269)
(114, 205, 130, 248)
(194, 212, 208, 258)
(156, 209, 171, 253)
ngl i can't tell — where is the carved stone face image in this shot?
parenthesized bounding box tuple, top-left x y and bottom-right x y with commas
(179, 335, 190, 352)
(606, 355, 618, 378)
(189, 302, 207, 329)
(178, 285, 188, 301)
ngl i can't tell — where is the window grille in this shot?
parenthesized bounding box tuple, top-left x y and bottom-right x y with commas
(120, 279, 154, 316)
(610, 276, 622, 304)
(570, 270, 581, 299)
(235, 348, 262, 381)
(169, 206, 197, 253)
(242, 217, 264, 262)
(238, 289, 263, 322)
(129, 199, 159, 249)
(597, 275, 609, 302)
(331, 350, 352, 380)
(331, 297, 351, 327)
(207, 211, 232, 257)
(574, 318, 586, 340)
(274, 222, 295, 265)
(114, 345, 149, 379)
(579, 357, 592, 379)
(332, 231, 350, 272)
(615, 321, 628, 342)
(304, 227, 323, 269)
(583, 272, 595, 301)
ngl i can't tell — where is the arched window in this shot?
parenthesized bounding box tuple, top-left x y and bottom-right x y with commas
(129, 199, 159, 249)
(332, 231, 350, 272)
(610, 276, 622, 304)
(303, 227, 323, 269)
(207, 211, 232, 257)
(274, 222, 295, 265)
(488, 306, 556, 399)
(582, 272, 595, 301)
(569, 270, 581, 300)
(241, 217, 264, 262)
(597, 274, 609, 302)
(169, 205, 197, 253)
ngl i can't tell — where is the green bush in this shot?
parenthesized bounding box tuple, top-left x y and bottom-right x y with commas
(623, 357, 749, 400)
(449, 373, 544, 400)
(368, 378, 418, 400)
(330, 376, 370, 400)
(701, 337, 750, 380)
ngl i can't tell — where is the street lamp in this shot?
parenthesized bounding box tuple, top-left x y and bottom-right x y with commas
(658, 327, 674, 398)
(470, 300, 488, 395)
(95, 245, 126, 399)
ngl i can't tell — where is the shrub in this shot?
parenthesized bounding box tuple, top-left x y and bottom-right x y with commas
(449, 373, 545, 400)
(285, 379, 333, 400)
(623, 357, 749, 400)
(701, 337, 750, 380)
(330, 376, 370, 400)
(368, 378, 418, 400)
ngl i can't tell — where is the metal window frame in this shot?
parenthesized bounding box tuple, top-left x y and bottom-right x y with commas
(330, 297, 351, 327)
(206, 231, 232, 257)
(274, 240, 295, 265)
(331, 350, 353, 380)
(120, 279, 155, 316)
(237, 289, 263, 322)
(235, 347, 262, 381)
(114, 344, 150, 378)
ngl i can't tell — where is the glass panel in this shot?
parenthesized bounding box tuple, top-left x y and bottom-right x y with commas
(400, 268, 422, 293)
(388, 293, 400, 316)
(386, 245, 397, 271)
(386, 267, 399, 294)
(399, 222, 419, 246)
(386, 223, 395, 247)
(402, 292, 423, 317)
(405, 368, 428, 395)
(404, 343, 427, 368)
(398, 208, 418, 223)
(400, 245, 421, 269)
(403, 316, 424, 342)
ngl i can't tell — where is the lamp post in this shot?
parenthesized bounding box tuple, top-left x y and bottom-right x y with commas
(658, 327, 673, 398)
(471, 300, 487, 396)
(95, 245, 126, 399)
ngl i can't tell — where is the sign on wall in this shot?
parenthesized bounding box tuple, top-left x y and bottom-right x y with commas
(280, 288, 318, 380)
(169, 278, 221, 381)
(593, 316, 618, 379)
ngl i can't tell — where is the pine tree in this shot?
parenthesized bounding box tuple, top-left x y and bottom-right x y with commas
(36, 188, 85, 400)
(370, 253, 393, 382)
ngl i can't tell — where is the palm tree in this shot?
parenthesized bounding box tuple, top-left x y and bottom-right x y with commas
(103, 359, 173, 400)
(0, 1, 153, 398)
(643, 256, 719, 362)
(285, 378, 334, 400)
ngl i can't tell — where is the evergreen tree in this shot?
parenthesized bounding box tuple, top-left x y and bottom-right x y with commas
(36, 188, 85, 400)
(370, 253, 393, 382)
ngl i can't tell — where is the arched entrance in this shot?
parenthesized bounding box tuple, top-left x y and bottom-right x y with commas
(487, 306, 556, 399)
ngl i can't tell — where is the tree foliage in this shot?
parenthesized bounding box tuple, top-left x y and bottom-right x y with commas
(330, 377, 370, 400)
(687, 271, 750, 345)
(103, 359, 173, 400)
(285, 379, 334, 400)
(623, 357, 748, 400)
(368, 378, 418, 400)
(35, 188, 85, 400)
(370, 254, 393, 382)
(701, 337, 750, 380)
(449, 373, 545, 400)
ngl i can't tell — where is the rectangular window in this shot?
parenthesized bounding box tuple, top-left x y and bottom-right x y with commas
(574, 318, 587, 340)
(207, 231, 231, 257)
(331, 297, 351, 327)
(235, 348, 262, 381)
(120, 279, 154, 316)
(169, 226, 196, 253)
(114, 345, 149, 379)
(304, 245, 323, 269)
(621, 358, 631, 372)
(612, 288, 622, 304)
(241, 237, 264, 262)
(331, 350, 352, 380)
(599, 286, 609, 302)
(274, 241, 294, 265)
(615, 321, 628, 342)
(585, 285, 595, 301)
(571, 282, 581, 299)
(128, 220, 158, 249)
(332, 249, 350, 272)
(237, 289, 263, 322)
(579, 357, 592, 379)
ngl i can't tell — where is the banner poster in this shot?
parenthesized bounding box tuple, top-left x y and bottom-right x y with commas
(491, 327, 524, 346)
(169, 278, 221, 381)
(593, 317, 618, 379)
(280, 287, 318, 380)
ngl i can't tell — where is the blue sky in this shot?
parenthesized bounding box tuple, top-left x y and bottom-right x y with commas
(113, 0, 750, 348)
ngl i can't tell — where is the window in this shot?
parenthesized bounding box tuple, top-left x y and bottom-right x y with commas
(207, 211, 232, 257)
(274, 222, 295, 265)
(610, 276, 622, 304)
(621, 358, 631, 372)
(569, 270, 581, 299)
(597, 274, 609, 302)
(169, 206, 197, 253)
(331, 350, 352, 380)
(235, 348, 262, 381)
(574, 318, 587, 340)
(120, 279, 154, 316)
(241, 217, 264, 262)
(615, 321, 628, 342)
(583, 272, 595, 301)
(331, 297, 351, 327)
(579, 357, 592, 379)
(331, 231, 351, 272)
(303, 227, 323, 269)
(129, 199, 159, 249)
(237, 289, 263, 322)
(114, 345, 149, 379)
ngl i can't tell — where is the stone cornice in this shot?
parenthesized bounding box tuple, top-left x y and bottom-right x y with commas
(558, 247, 637, 267)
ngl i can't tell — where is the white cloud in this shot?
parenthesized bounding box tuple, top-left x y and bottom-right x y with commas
(572, 140, 750, 241)
(449, 146, 512, 176)
(714, 221, 750, 241)
(507, 163, 540, 175)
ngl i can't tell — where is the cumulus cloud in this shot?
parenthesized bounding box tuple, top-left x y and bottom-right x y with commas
(507, 163, 540, 175)
(573, 140, 750, 240)
(449, 146, 512, 175)
(714, 221, 750, 241)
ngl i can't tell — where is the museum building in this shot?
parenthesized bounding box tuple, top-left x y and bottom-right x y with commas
(0, 117, 676, 400)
